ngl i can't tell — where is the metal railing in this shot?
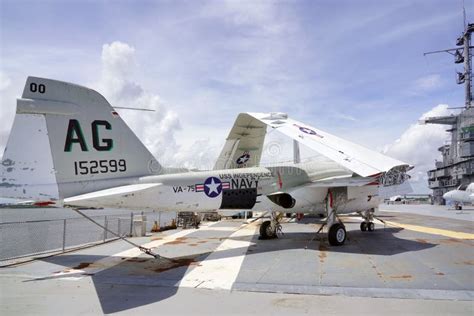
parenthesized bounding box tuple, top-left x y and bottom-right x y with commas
(0, 211, 176, 265)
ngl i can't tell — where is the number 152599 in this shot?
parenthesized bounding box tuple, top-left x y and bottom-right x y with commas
(73, 159, 127, 175)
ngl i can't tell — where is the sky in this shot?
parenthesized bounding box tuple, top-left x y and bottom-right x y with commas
(1, 0, 473, 193)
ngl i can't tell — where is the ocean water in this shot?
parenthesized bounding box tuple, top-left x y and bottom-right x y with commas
(0, 207, 177, 261)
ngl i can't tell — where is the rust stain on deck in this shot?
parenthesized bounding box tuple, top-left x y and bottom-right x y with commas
(318, 244, 328, 263)
(457, 260, 474, 265)
(439, 238, 462, 244)
(72, 262, 92, 269)
(415, 238, 428, 244)
(150, 258, 199, 273)
(164, 237, 189, 245)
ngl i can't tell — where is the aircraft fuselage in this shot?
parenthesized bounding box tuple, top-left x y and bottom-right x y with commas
(65, 160, 380, 215)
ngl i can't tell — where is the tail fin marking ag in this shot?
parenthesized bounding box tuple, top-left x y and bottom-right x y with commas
(1, 76, 163, 200)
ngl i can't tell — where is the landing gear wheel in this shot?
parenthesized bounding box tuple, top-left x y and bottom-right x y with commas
(360, 222, 368, 232)
(367, 222, 375, 232)
(328, 223, 346, 246)
(259, 220, 276, 239)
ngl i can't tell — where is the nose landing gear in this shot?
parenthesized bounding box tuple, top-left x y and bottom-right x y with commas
(259, 212, 283, 239)
(360, 209, 375, 232)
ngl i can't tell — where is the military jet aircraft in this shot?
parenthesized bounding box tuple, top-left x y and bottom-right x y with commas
(0, 77, 412, 246)
(443, 183, 474, 210)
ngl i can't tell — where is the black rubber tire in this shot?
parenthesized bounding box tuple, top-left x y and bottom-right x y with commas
(285, 213, 292, 218)
(367, 222, 375, 232)
(328, 223, 346, 246)
(360, 222, 367, 232)
(259, 220, 276, 239)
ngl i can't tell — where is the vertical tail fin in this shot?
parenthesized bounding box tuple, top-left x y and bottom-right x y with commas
(1, 76, 163, 200)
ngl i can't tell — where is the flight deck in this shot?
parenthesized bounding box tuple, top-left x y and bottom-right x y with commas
(0, 205, 473, 315)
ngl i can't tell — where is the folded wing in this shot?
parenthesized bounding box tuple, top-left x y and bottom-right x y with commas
(246, 112, 410, 178)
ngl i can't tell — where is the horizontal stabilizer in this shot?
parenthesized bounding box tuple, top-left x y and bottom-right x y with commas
(64, 183, 161, 208)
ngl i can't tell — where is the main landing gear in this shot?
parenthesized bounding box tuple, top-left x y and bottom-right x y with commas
(257, 206, 375, 247)
(359, 209, 375, 232)
(327, 209, 346, 246)
(259, 212, 283, 239)
(324, 190, 346, 246)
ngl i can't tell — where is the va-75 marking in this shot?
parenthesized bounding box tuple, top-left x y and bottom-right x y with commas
(172, 178, 258, 194)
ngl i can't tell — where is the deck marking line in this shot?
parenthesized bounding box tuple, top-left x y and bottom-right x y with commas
(344, 216, 473, 239)
(179, 224, 257, 290)
(233, 282, 474, 301)
(381, 220, 474, 239)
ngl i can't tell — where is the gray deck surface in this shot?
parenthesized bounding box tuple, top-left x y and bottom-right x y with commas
(1, 205, 473, 315)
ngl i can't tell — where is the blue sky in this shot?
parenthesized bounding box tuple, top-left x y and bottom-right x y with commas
(1, 0, 473, 192)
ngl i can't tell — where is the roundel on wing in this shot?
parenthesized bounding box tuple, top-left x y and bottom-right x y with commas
(236, 152, 251, 165)
(299, 126, 317, 135)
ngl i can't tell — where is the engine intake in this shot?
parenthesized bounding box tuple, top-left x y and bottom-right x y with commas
(267, 193, 296, 209)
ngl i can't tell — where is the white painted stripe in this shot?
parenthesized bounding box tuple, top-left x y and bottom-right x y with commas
(343, 217, 474, 239)
(199, 227, 239, 232)
(179, 224, 257, 290)
(48, 222, 220, 279)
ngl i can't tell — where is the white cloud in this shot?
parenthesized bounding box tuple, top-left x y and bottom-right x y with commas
(0, 72, 20, 157)
(0, 71, 11, 91)
(368, 11, 459, 47)
(99, 42, 142, 100)
(203, 0, 285, 35)
(413, 74, 442, 92)
(97, 41, 216, 168)
(173, 138, 221, 170)
(383, 104, 454, 192)
(101, 42, 136, 75)
(331, 112, 358, 122)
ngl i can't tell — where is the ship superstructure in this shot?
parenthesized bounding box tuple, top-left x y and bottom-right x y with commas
(424, 22, 474, 204)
